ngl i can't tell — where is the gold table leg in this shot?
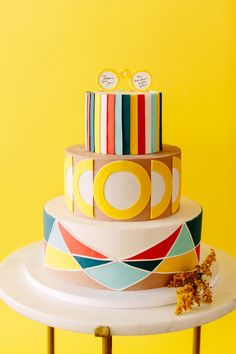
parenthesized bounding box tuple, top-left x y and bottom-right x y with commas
(95, 326, 112, 354)
(47, 326, 55, 354)
(46, 324, 200, 354)
(193, 326, 201, 354)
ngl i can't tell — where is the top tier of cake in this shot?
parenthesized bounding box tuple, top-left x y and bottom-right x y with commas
(85, 91, 162, 155)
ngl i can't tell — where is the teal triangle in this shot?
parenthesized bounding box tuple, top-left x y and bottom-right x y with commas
(85, 262, 149, 290)
(48, 222, 68, 253)
(168, 224, 194, 257)
(124, 259, 163, 271)
(73, 256, 111, 269)
(186, 211, 202, 246)
(44, 210, 55, 242)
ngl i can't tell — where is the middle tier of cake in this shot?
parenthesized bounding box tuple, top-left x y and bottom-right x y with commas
(44, 196, 202, 291)
(64, 144, 181, 221)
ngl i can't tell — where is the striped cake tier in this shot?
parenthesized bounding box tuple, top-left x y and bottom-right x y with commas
(43, 196, 202, 291)
(64, 144, 181, 221)
(85, 91, 162, 155)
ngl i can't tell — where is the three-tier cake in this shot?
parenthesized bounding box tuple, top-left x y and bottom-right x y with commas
(43, 82, 202, 291)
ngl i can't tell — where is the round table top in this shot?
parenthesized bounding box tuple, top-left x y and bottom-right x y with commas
(0, 242, 235, 336)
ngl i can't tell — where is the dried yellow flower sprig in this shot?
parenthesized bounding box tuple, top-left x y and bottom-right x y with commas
(167, 249, 216, 315)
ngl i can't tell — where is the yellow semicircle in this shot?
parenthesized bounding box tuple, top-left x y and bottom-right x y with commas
(44, 243, 81, 271)
(172, 156, 181, 214)
(155, 249, 198, 273)
(64, 155, 74, 212)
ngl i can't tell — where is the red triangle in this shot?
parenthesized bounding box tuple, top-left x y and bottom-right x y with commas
(125, 226, 182, 260)
(195, 243, 200, 261)
(58, 223, 108, 259)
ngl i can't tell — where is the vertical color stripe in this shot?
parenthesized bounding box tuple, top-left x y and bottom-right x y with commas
(85, 92, 88, 150)
(115, 94, 123, 154)
(156, 93, 160, 152)
(145, 92, 152, 153)
(107, 94, 115, 154)
(87, 93, 91, 151)
(90, 93, 95, 152)
(138, 94, 145, 154)
(122, 94, 130, 155)
(130, 94, 138, 154)
(159, 92, 163, 150)
(94, 93, 101, 153)
(151, 93, 157, 152)
(101, 93, 107, 154)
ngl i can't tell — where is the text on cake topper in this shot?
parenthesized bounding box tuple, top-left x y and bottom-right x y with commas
(97, 70, 119, 90)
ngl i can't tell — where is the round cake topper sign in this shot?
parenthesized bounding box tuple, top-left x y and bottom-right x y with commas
(98, 70, 119, 90)
(131, 71, 152, 91)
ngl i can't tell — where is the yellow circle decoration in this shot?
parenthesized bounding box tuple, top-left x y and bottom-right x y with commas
(64, 155, 74, 212)
(94, 161, 151, 220)
(172, 157, 181, 214)
(150, 160, 172, 219)
(73, 159, 94, 218)
(97, 69, 119, 91)
(130, 70, 152, 91)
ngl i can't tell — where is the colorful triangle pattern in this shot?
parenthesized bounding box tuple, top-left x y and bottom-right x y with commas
(195, 243, 200, 261)
(85, 262, 149, 290)
(73, 256, 111, 269)
(44, 243, 81, 270)
(44, 212, 202, 290)
(44, 211, 55, 242)
(124, 259, 163, 271)
(58, 223, 108, 259)
(125, 226, 182, 260)
(47, 222, 69, 253)
(167, 224, 194, 257)
(186, 211, 202, 246)
(155, 249, 198, 273)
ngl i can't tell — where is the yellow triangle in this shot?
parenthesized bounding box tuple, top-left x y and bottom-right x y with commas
(44, 243, 81, 270)
(155, 249, 198, 273)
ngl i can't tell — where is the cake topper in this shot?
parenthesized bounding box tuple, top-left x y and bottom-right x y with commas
(97, 69, 152, 91)
(130, 71, 152, 91)
(97, 70, 119, 91)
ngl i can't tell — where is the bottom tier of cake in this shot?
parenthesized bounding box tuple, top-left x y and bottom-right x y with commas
(43, 196, 202, 291)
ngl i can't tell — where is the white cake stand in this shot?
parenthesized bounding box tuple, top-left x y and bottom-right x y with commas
(0, 242, 236, 354)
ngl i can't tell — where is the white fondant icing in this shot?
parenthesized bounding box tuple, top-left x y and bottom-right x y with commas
(151, 171, 165, 207)
(45, 196, 201, 260)
(104, 172, 140, 210)
(78, 170, 93, 206)
(66, 166, 73, 201)
(100, 94, 107, 154)
(172, 168, 180, 203)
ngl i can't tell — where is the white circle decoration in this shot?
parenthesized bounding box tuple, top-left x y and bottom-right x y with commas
(151, 171, 166, 207)
(172, 168, 180, 203)
(98, 71, 118, 90)
(104, 172, 140, 210)
(131, 71, 152, 91)
(78, 170, 93, 206)
(66, 166, 73, 201)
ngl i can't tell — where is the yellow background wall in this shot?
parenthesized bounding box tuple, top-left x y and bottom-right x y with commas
(0, 0, 235, 353)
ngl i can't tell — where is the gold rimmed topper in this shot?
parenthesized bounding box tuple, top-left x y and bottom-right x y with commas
(97, 69, 152, 91)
